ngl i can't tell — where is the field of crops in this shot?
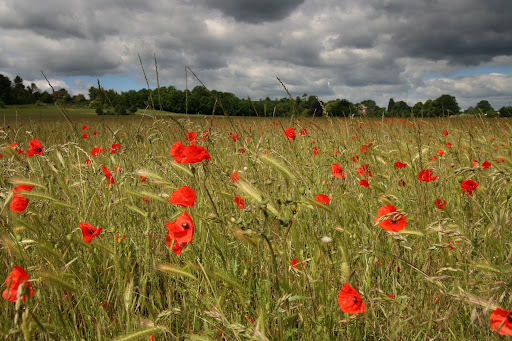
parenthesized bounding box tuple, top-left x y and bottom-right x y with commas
(1, 111, 511, 340)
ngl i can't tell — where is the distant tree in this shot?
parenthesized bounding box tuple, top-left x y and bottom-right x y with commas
(393, 101, 411, 116)
(360, 100, 380, 116)
(129, 105, 137, 114)
(387, 98, 395, 113)
(433, 94, 460, 116)
(308, 97, 324, 116)
(0, 74, 12, 104)
(498, 106, 512, 117)
(412, 102, 423, 116)
(73, 94, 86, 103)
(40, 91, 54, 103)
(476, 100, 494, 113)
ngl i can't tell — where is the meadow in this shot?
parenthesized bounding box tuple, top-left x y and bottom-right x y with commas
(1, 107, 511, 340)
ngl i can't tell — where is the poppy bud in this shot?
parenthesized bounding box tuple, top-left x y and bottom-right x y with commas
(456, 175, 464, 183)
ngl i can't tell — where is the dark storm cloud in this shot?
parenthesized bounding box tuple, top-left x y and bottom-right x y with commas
(200, 0, 305, 23)
(369, 0, 512, 65)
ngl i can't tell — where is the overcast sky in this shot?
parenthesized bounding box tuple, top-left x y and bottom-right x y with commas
(1, 0, 512, 109)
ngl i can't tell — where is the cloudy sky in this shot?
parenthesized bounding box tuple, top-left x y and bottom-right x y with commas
(1, 0, 512, 109)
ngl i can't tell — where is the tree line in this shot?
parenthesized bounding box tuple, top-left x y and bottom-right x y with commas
(1, 73, 511, 117)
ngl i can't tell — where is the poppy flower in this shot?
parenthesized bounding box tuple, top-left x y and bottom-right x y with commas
(434, 199, 447, 209)
(417, 169, 437, 182)
(102, 165, 115, 185)
(490, 307, 512, 336)
(2, 266, 33, 302)
(110, 143, 121, 154)
(201, 130, 210, 141)
(359, 179, 370, 187)
(170, 239, 187, 255)
(357, 164, 373, 178)
(482, 161, 492, 169)
(337, 283, 365, 314)
(331, 163, 346, 179)
(461, 179, 478, 196)
(82, 133, 89, 139)
(79, 222, 102, 244)
(437, 149, 444, 156)
(9, 184, 34, 213)
(140, 176, 147, 182)
(314, 194, 330, 206)
(284, 127, 296, 139)
(169, 186, 196, 207)
(233, 196, 245, 209)
(299, 128, 308, 136)
(230, 171, 240, 182)
(443, 130, 449, 136)
(394, 161, 407, 169)
(291, 258, 300, 269)
(26, 139, 43, 157)
(91, 147, 102, 156)
(374, 204, 407, 232)
(166, 211, 194, 243)
(185, 131, 198, 142)
(170, 141, 211, 164)
(82, 125, 89, 130)
(313, 147, 318, 156)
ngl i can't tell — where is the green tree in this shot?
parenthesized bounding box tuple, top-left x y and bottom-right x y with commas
(498, 106, 512, 117)
(0, 74, 12, 104)
(387, 98, 395, 113)
(433, 94, 460, 116)
(476, 100, 494, 113)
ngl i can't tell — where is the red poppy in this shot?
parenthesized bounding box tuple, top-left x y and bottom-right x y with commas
(166, 211, 194, 243)
(337, 283, 365, 314)
(313, 147, 318, 156)
(357, 164, 373, 178)
(291, 258, 300, 269)
(284, 127, 296, 139)
(359, 179, 370, 187)
(201, 130, 210, 141)
(398, 179, 406, 187)
(170, 239, 187, 255)
(443, 130, 449, 136)
(140, 176, 147, 182)
(331, 163, 346, 179)
(461, 179, 478, 196)
(490, 308, 512, 336)
(110, 143, 121, 154)
(233, 196, 245, 209)
(417, 169, 437, 182)
(82, 125, 89, 130)
(314, 194, 330, 206)
(169, 186, 196, 207)
(436, 149, 444, 156)
(299, 128, 308, 136)
(82, 133, 89, 139)
(170, 141, 211, 163)
(230, 171, 240, 182)
(434, 198, 447, 209)
(185, 131, 198, 142)
(9, 184, 34, 213)
(2, 266, 33, 302)
(472, 159, 478, 167)
(102, 165, 115, 185)
(79, 222, 102, 244)
(26, 139, 43, 157)
(91, 147, 102, 156)
(374, 204, 407, 232)
(394, 161, 407, 169)
(481, 161, 491, 169)
(229, 132, 240, 142)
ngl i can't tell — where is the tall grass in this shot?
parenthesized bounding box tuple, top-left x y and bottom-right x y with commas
(0, 114, 511, 340)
